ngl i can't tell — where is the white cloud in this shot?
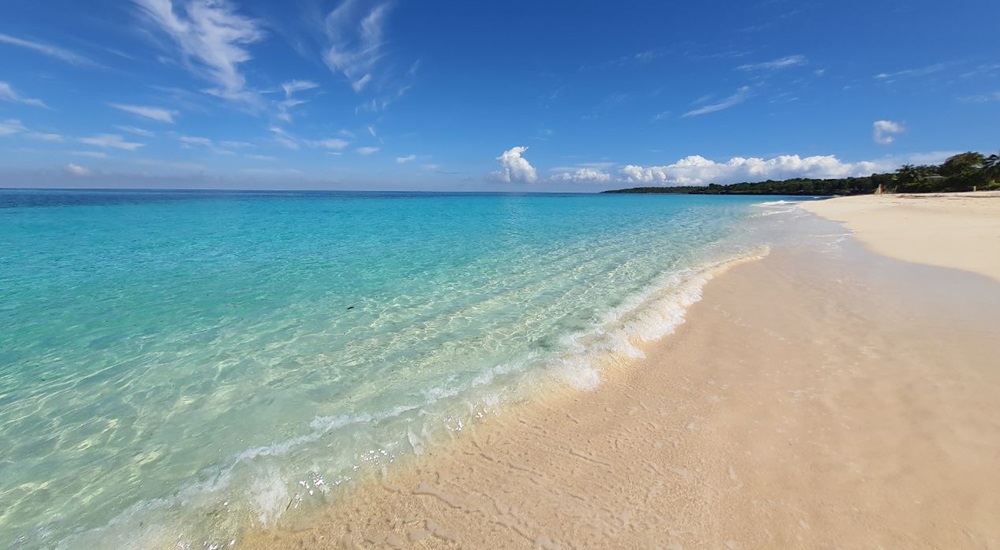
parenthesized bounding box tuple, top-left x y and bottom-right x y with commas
(79, 134, 145, 151)
(65, 163, 90, 176)
(221, 140, 253, 149)
(873, 120, 904, 145)
(178, 135, 213, 147)
(367, 125, 377, 137)
(324, 0, 392, 92)
(960, 91, 1000, 103)
(552, 168, 613, 183)
(874, 63, 946, 81)
(356, 146, 380, 155)
(30, 132, 63, 142)
(683, 86, 751, 117)
(268, 126, 300, 150)
(396, 154, 417, 164)
(0, 81, 47, 108)
(491, 146, 537, 183)
(0, 32, 96, 66)
(0, 119, 63, 141)
(306, 138, 350, 150)
(115, 125, 155, 137)
(72, 151, 109, 159)
(737, 54, 806, 71)
(277, 80, 318, 122)
(111, 103, 177, 123)
(281, 80, 318, 97)
(133, 0, 265, 101)
(620, 154, 889, 186)
(0, 119, 27, 136)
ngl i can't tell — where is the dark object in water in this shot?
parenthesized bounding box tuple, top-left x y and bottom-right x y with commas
(347, 306, 355, 310)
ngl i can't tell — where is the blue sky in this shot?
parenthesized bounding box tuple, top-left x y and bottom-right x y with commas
(1, 0, 998, 191)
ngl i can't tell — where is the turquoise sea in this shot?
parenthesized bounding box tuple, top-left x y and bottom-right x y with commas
(0, 190, 798, 548)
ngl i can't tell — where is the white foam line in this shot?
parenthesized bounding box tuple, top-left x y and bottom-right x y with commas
(54, 247, 771, 549)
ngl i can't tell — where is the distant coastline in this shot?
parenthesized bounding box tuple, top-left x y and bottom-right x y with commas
(604, 151, 1000, 196)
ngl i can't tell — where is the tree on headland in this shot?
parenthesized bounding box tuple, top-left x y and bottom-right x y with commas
(604, 150, 1000, 195)
(938, 152, 985, 178)
(984, 153, 1000, 183)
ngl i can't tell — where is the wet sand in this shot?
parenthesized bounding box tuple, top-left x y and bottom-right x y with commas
(245, 207, 1000, 549)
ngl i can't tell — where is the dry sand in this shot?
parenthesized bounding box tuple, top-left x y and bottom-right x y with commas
(801, 191, 1000, 283)
(245, 197, 1000, 549)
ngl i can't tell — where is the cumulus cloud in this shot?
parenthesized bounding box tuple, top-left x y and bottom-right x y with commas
(683, 86, 751, 117)
(0, 32, 97, 66)
(324, 0, 391, 92)
(79, 133, 145, 151)
(111, 103, 177, 123)
(133, 0, 265, 101)
(65, 163, 90, 176)
(356, 146, 380, 155)
(620, 154, 889, 186)
(396, 154, 417, 164)
(0, 81, 47, 108)
(873, 120, 904, 145)
(491, 146, 538, 183)
(551, 168, 613, 183)
(737, 55, 806, 71)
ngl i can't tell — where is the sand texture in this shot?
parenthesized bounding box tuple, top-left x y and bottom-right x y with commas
(245, 212, 1000, 549)
(802, 191, 1000, 282)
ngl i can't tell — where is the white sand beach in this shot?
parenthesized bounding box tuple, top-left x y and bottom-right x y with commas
(246, 193, 1000, 549)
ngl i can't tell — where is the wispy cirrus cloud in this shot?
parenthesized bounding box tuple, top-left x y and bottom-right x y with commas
(178, 135, 236, 154)
(0, 118, 63, 141)
(737, 54, 805, 71)
(79, 133, 145, 151)
(110, 103, 178, 123)
(276, 79, 318, 122)
(115, 125, 155, 137)
(268, 126, 300, 150)
(0, 119, 28, 136)
(356, 146, 380, 155)
(306, 138, 350, 151)
(0, 81, 47, 108)
(0, 32, 97, 66)
(959, 91, 1000, 103)
(132, 0, 265, 102)
(396, 154, 416, 164)
(323, 0, 392, 92)
(682, 86, 751, 117)
(874, 63, 946, 82)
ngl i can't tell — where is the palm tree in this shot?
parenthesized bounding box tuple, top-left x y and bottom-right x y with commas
(984, 153, 1000, 183)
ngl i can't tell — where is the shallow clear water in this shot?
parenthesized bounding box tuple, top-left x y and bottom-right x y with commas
(0, 190, 789, 548)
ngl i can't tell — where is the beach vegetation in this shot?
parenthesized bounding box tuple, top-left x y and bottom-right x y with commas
(605, 151, 1000, 195)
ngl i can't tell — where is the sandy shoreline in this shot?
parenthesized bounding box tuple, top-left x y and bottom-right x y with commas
(245, 195, 1000, 549)
(801, 191, 1000, 282)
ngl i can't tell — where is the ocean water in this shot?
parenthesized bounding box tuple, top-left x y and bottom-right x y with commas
(1, 190, 792, 548)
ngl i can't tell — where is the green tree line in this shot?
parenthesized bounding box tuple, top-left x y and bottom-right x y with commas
(604, 151, 1000, 195)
